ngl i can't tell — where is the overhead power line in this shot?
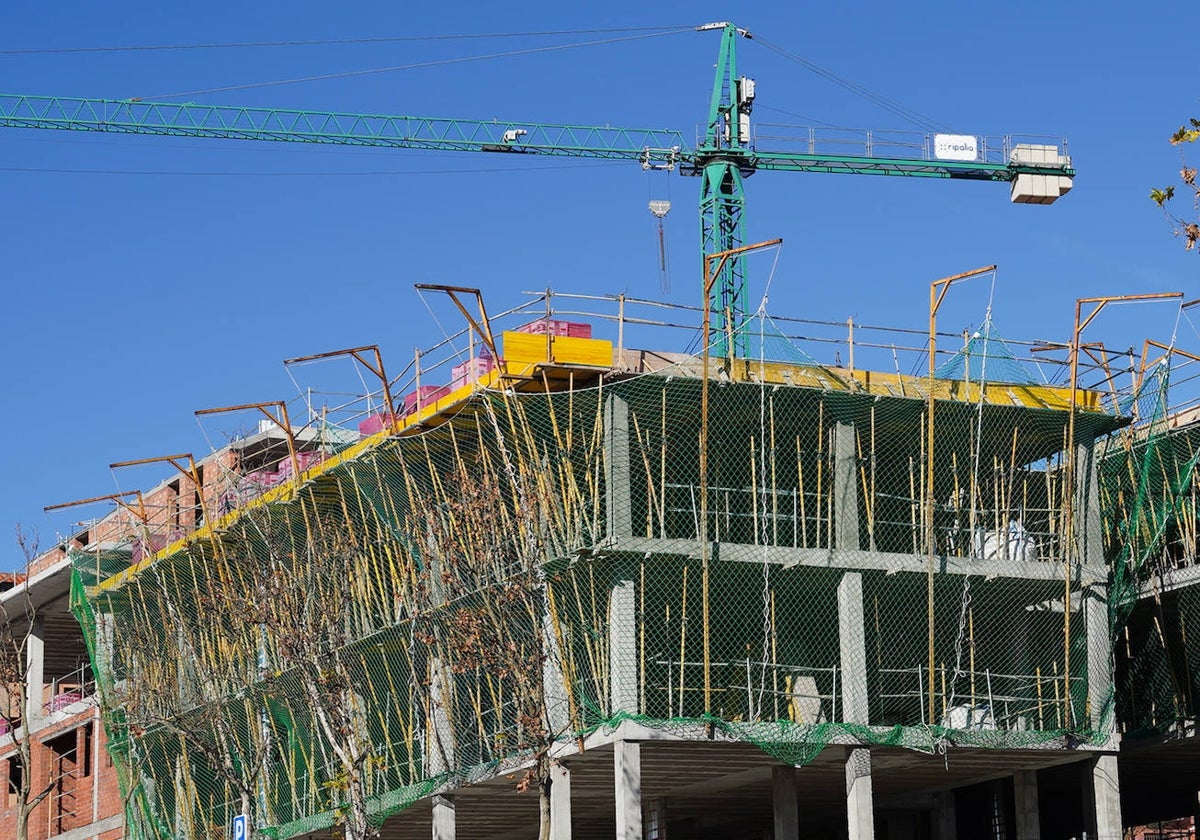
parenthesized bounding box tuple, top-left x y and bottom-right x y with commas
(138, 28, 695, 100)
(0, 161, 625, 176)
(0, 26, 689, 55)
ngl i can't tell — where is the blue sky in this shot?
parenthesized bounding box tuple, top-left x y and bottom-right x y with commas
(2, 1, 1196, 566)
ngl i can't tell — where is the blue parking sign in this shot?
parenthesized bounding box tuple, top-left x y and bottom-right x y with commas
(232, 814, 247, 840)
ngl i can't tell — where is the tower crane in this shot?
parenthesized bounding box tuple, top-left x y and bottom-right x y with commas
(0, 22, 1074, 356)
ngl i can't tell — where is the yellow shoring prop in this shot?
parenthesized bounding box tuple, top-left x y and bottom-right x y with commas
(925, 264, 996, 724)
(1063, 292, 1182, 723)
(700, 237, 782, 722)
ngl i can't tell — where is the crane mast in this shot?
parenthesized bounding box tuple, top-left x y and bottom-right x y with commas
(0, 22, 1075, 359)
(692, 22, 755, 357)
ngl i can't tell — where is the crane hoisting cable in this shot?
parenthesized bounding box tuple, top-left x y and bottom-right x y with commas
(649, 199, 672, 293)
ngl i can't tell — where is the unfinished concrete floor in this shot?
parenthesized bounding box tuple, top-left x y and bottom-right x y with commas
(362, 738, 1106, 840)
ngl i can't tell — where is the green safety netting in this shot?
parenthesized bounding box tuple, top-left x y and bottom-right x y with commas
(935, 317, 1037, 385)
(67, 357, 1143, 840)
(732, 311, 823, 367)
(1101, 360, 1200, 738)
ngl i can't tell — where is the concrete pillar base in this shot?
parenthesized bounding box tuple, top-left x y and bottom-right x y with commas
(1013, 769, 1040, 840)
(846, 747, 874, 840)
(933, 790, 956, 840)
(549, 761, 571, 840)
(615, 740, 642, 840)
(609, 580, 638, 715)
(25, 614, 45, 725)
(432, 794, 455, 840)
(773, 765, 798, 840)
(1088, 754, 1122, 840)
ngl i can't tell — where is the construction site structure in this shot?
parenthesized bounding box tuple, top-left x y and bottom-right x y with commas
(0, 554, 125, 840)
(2, 21, 1158, 840)
(31, 287, 1200, 839)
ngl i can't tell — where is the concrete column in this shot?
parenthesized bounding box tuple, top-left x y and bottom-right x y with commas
(549, 761, 571, 840)
(614, 740, 642, 840)
(845, 747, 875, 840)
(25, 614, 44, 723)
(1013, 769, 1040, 840)
(772, 765, 799, 840)
(426, 658, 455, 775)
(833, 422, 860, 551)
(609, 579, 638, 716)
(605, 395, 633, 541)
(95, 611, 115, 675)
(1073, 441, 1104, 570)
(1086, 754, 1122, 840)
(933, 790, 956, 840)
(1083, 584, 1113, 734)
(432, 794, 455, 840)
(1075, 439, 1115, 736)
(838, 572, 869, 725)
(543, 609, 572, 735)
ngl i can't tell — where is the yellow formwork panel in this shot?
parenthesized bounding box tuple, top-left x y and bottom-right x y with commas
(502, 331, 614, 369)
(729, 357, 1104, 413)
(845, 368, 1103, 412)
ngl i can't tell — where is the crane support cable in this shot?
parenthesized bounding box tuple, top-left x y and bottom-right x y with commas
(751, 35, 953, 134)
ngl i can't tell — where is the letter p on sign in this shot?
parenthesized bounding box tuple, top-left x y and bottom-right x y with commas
(232, 815, 247, 840)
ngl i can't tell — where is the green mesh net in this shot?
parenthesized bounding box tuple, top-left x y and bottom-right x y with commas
(934, 317, 1036, 385)
(732, 311, 823, 367)
(1101, 359, 1200, 738)
(67, 341, 1143, 839)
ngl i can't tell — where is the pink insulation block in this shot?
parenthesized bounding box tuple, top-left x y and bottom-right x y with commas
(403, 385, 452, 415)
(515, 319, 591, 339)
(451, 356, 498, 388)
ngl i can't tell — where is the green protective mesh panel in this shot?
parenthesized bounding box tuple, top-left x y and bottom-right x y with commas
(935, 317, 1036, 385)
(732, 311, 822, 367)
(1102, 361, 1200, 738)
(68, 360, 1135, 839)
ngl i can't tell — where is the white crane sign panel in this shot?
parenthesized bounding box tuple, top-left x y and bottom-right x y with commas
(934, 134, 979, 161)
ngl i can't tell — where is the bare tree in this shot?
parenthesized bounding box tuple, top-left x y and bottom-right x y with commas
(0, 527, 55, 840)
(111, 545, 276, 840)
(85, 391, 590, 840)
(237, 512, 380, 840)
(416, 454, 571, 840)
(106, 509, 381, 840)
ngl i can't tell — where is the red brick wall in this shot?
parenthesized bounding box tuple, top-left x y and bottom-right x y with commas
(0, 708, 124, 840)
(32, 448, 244, 577)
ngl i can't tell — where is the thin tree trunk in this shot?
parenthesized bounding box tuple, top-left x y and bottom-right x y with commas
(538, 773, 552, 840)
(345, 767, 370, 840)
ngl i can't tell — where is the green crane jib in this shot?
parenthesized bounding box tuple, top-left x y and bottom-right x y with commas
(0, 22, 1074, 357)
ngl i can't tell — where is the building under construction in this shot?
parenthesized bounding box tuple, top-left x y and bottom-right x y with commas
(0, 20, 1119, 839)
(37, 285, 1200, 840)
